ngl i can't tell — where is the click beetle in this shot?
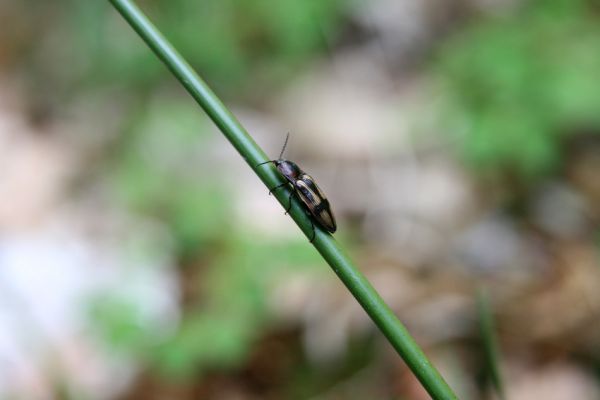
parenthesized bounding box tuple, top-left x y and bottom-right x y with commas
(257, 133, 337, 242)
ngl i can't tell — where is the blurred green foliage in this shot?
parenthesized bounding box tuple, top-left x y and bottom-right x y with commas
(476, 288, 504, 399)
(89, 294, 152, 352)
(434, 0, 600, 180)
(88, 236, 325, 379)
(71, 0, 352, 381)
(51, 0, 348, 96)
(152, 0, 347, 93)
(153, 239, 324, 378)
(112, 97, 228, 258)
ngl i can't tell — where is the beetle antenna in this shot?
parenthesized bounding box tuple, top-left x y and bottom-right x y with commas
(278, 132, 290, 160)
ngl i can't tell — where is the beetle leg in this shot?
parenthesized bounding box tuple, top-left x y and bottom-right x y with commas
(308, 218, 316, 243)
(284, 191, 294, 214)
(256, 160, 275, 168)
(268, 182, 287, 195)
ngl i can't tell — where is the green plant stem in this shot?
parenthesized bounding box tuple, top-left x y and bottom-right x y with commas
(477, 287, 504, 399)
(108, 1, 458, 399)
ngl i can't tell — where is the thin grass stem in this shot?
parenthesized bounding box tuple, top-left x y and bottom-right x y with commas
(108, 1, 459, 398)
(477, 287, 505, 399)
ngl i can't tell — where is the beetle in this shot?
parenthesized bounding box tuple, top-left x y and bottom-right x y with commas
(257, 133, 337, 242)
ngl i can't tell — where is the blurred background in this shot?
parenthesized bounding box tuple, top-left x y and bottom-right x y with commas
(1, 0, 599, 398)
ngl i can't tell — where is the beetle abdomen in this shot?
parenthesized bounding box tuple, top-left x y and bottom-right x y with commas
(295, 174, 337, 233)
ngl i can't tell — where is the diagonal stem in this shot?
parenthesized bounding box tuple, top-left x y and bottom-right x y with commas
(108, 1, 459, 399)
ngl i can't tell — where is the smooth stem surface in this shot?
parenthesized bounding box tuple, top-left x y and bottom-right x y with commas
(108, 1, 458, 399)
(477, 287, 505, 399)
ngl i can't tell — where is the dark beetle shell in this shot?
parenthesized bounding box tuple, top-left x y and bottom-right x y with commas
(267, 156, 337, 235)
(294, 173, 337, 233)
